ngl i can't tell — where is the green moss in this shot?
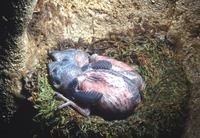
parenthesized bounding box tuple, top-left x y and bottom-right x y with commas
(33, 31, 189, 138)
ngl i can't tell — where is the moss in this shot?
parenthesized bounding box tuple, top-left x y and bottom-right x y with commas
(33, 30, 189, 138)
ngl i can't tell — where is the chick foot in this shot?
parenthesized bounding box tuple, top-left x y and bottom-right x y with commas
(54, 92, 90, 117)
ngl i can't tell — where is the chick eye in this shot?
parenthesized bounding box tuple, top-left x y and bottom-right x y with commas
(54, 76, 61, 85)
(62, 58, 69, 62)
(53, 68, 57, 73)
(52, 68, 61, 85)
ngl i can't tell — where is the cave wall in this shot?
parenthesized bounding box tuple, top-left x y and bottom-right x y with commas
(172, 0, 200, 138)
(0, 0, 38, 127)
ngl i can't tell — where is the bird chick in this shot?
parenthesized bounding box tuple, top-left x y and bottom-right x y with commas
(48, 48, 144, 120)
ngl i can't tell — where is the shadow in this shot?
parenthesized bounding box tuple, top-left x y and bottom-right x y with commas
(0, 99, 37, 138)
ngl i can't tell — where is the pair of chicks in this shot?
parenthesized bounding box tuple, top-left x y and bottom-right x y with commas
(48, 49, 145, 120)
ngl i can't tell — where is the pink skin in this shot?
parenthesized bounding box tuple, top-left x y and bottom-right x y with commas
(74, 50, 89, 67)
(90, 54, 136, 71)
(90, 54, 145, 92)
(77, 71, 141, 114)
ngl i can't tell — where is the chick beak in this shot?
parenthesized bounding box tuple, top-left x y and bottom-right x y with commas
(48, 51, 61, 61)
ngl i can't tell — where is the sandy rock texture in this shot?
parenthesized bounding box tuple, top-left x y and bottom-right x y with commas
(28, 0, 174, 47)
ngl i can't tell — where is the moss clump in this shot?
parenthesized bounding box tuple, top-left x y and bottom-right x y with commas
(33, 30, 189, 138)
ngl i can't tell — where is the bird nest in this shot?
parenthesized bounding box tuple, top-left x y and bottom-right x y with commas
(33, 29, 189, 138)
